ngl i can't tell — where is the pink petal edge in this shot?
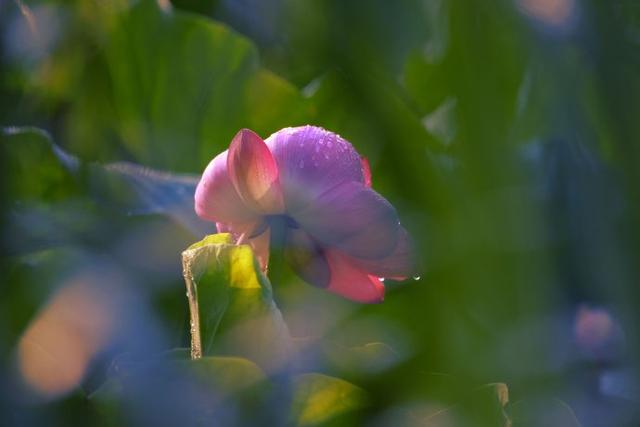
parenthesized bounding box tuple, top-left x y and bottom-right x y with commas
(348, 226, 415, 280)
(324, 249, 385, 303)
(227, 129, 284, 215)
(360, 156, 372, 187)
(195, 150, 258, 224)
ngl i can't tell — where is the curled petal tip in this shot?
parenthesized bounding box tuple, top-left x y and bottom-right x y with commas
(195, 150, 258, 224)
(228, 128, 284, 214)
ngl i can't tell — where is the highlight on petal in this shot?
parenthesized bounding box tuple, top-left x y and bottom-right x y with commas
(195, 150, 258, 224)
(265, 126, 365, 212)
(348, 227, 415, 280)
(285, 228, 330, 289)
(360, 157, 372, 187)
(293, 181, 400, 260)
(227, 129, 284, 214)
(324, 250, 385, 303)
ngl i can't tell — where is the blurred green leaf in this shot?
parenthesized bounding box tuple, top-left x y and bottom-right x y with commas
(182, 233, 291, 371)
(509, 398, 582, 427)
(184, 355, 265, 393)
(90, 354, 269, 427)
(403, 53, 450, 115)
(324, 341, 405, 376)
(1, 127, 79, 201)
(379, 382, 510, 427)
(1, 127, 210, 247)
(290, 373, 367, 426)
(103, 0, 310, 172)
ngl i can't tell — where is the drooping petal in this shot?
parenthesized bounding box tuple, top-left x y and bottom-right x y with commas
(348, 227, 415, 280)
(285, 229, 330, 288)
(292, 181, 400, 260)
(360, 156, 372, 187)
(324, 250, 384, 303)
(195, 151, 258, 224)
(227, 129, 284, 215)
(265, 126, 365, 212)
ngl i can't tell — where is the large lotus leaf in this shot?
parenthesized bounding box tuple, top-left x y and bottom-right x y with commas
(1, 127, 211, 247)
(1, 127, 80, 202)
(103, 0, 310, 172)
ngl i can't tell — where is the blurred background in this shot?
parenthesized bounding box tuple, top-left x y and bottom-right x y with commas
(1, 0, 640, 425)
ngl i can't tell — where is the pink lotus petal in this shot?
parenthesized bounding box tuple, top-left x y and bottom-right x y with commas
(360, 156, 372, 187)
(227, 129, 284, 215)
(285, 229, 330, 288)
(324, 250, 385, 303)
(265, 126, 365, 212)
(195, 151, 258, 224)
(293, 181, 400, 260)
(348, 227, 415, 280)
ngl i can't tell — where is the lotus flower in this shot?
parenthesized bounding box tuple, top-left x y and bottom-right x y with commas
(195, 126, 413, 303)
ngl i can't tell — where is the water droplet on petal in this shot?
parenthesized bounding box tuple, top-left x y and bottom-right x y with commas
(298, 159, 304, 168)
(378, 277, 385, 282)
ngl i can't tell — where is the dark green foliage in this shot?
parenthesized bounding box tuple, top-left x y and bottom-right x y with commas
(1, 0, 639, 425)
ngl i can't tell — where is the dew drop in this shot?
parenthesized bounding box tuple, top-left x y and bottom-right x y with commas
(378, 277, 385, 282)
(413, 276, 421, 281)
(298, 159, 305, 168)
(315, 145, 320, 153)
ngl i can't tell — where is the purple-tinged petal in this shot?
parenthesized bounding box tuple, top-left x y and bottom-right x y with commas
(227, 129, 284, 215)
(195, 150, 258, 224)
(361, 156, 372, 188)
(265, 126, 365, 213)
(285, 229, 330, 288)
(348, 227, 415, 280)
(292, 181, 400, 260)
(324, 250, 385, 303)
